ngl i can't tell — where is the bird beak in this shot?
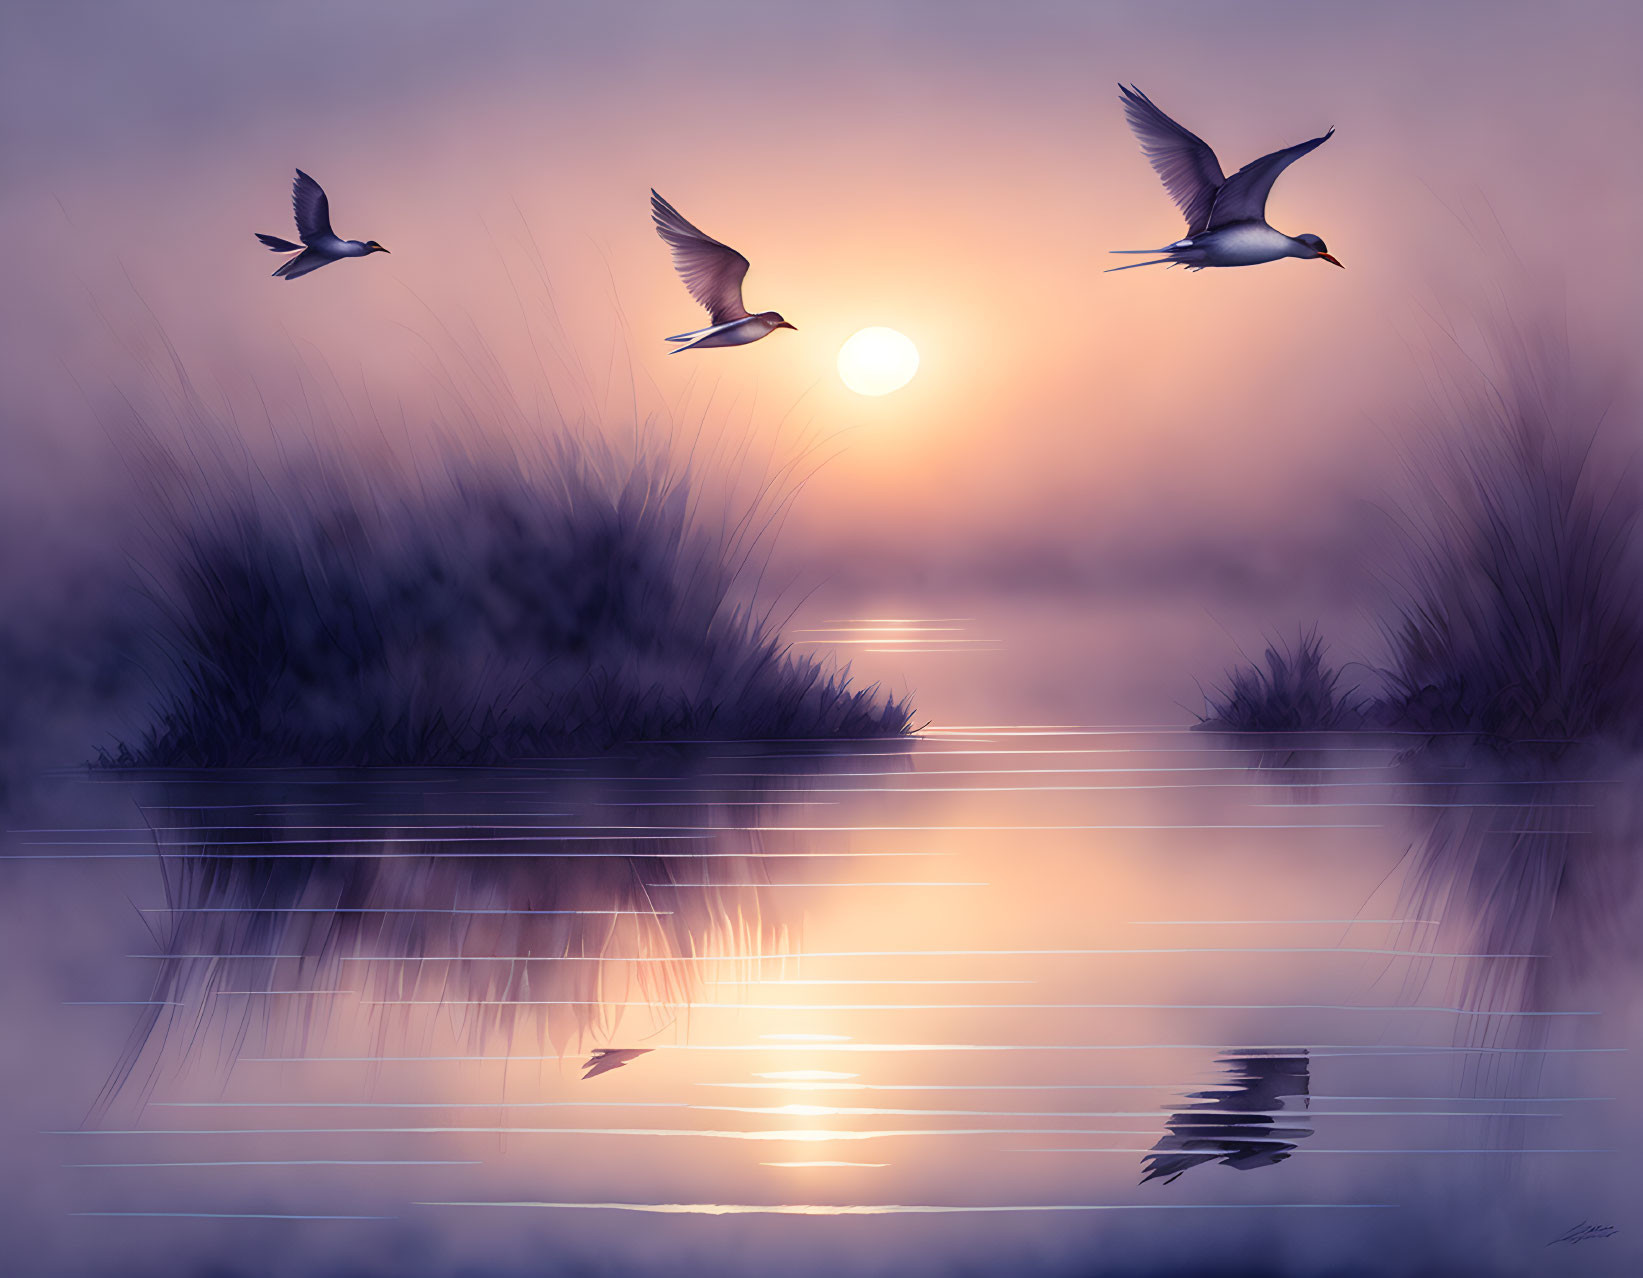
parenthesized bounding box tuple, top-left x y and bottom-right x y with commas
(778, 321, 797, 330)
(1318, 252, 1343, 268)
(378, 245, 391, 254)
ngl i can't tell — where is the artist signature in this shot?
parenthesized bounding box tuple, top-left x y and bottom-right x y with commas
(1548, 1221, 1619, 1246)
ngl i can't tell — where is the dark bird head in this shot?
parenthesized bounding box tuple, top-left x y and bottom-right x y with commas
(364, 241, 391, 255)
(760, 311, 797, 331)
(1294, 234, 1342, 268)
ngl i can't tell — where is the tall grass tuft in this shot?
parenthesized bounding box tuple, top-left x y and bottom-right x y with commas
(1375, 321, 1643, 742)
(1198, 315, 1643, 746)
(104, 430, 910, 766)
(1197, 629, 1363, 732)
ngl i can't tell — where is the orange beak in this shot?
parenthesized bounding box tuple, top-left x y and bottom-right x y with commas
(1318, 252, 1343, 268)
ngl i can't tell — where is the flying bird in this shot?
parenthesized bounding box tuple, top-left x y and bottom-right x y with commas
(255, 170, 389, 281)
(651, 190, 796, 352)
(1109, 86, 1340, 273)
(581, 1048, 652, 1080)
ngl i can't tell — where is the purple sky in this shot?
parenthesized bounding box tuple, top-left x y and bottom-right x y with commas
(2, 0, 1640, 598)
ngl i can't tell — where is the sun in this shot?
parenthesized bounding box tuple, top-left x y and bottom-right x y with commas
(837, 327, 919, 397)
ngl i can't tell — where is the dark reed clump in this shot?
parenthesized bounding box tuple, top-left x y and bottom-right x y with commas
(1196, 629, 1364, 732)
(1199, 315, 1643, 747)
(1374, 320, 1643, 743)
(102, 431, 910, 766)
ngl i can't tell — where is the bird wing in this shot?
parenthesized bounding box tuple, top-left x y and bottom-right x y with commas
(273, 248, 334, 281)
(1205, 130, 1333, 228)
(651, 190, 751, 324)
(291, 170, 336, 245)
(1118, 85, 1226, 235)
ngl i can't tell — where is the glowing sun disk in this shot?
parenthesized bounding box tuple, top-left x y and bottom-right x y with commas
(837, 328, 919, 396)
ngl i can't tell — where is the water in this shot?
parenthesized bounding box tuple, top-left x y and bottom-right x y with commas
(3, 607, 1638, 1276)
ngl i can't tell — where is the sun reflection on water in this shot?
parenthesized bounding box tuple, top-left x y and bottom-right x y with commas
(755, 1070, 858, 1081)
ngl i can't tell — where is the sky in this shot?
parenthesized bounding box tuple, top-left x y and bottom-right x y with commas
(2, 0, 1641, 608)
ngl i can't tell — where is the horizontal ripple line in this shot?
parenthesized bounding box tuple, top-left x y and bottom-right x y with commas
(68, 1159, 478, 1167)
(70, 1211, 393, 1220)
(355, 1000, 1592, 1015)
(415, 1200, 1395, 1215)
(234, 1043, 1617, 1062)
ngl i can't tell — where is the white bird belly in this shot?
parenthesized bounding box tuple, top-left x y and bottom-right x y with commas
(720, 322, 768, 346)
(670, 317, 775, 352)
(1200, 224, 1296, 267)
(693, 319, 770, 348)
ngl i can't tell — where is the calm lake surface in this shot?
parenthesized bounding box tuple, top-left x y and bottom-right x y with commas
(4, 600, 1638, 1276)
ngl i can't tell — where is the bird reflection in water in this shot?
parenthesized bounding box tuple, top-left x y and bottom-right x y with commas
(582, 1047, 652, 1079)
(1140, 1048, 1313, 1185)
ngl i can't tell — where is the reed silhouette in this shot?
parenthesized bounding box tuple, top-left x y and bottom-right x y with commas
(1197, 629, 1364, 732)
(99, 431, 909, 767)
(91, 752, 905, 1113)
(1199, 315, 1642, 749)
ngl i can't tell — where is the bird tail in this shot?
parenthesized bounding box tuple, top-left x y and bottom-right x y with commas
(1105, 248, 1180, 273)
(1103, 257, 1175, 273)
(256, 233, 303, 252)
